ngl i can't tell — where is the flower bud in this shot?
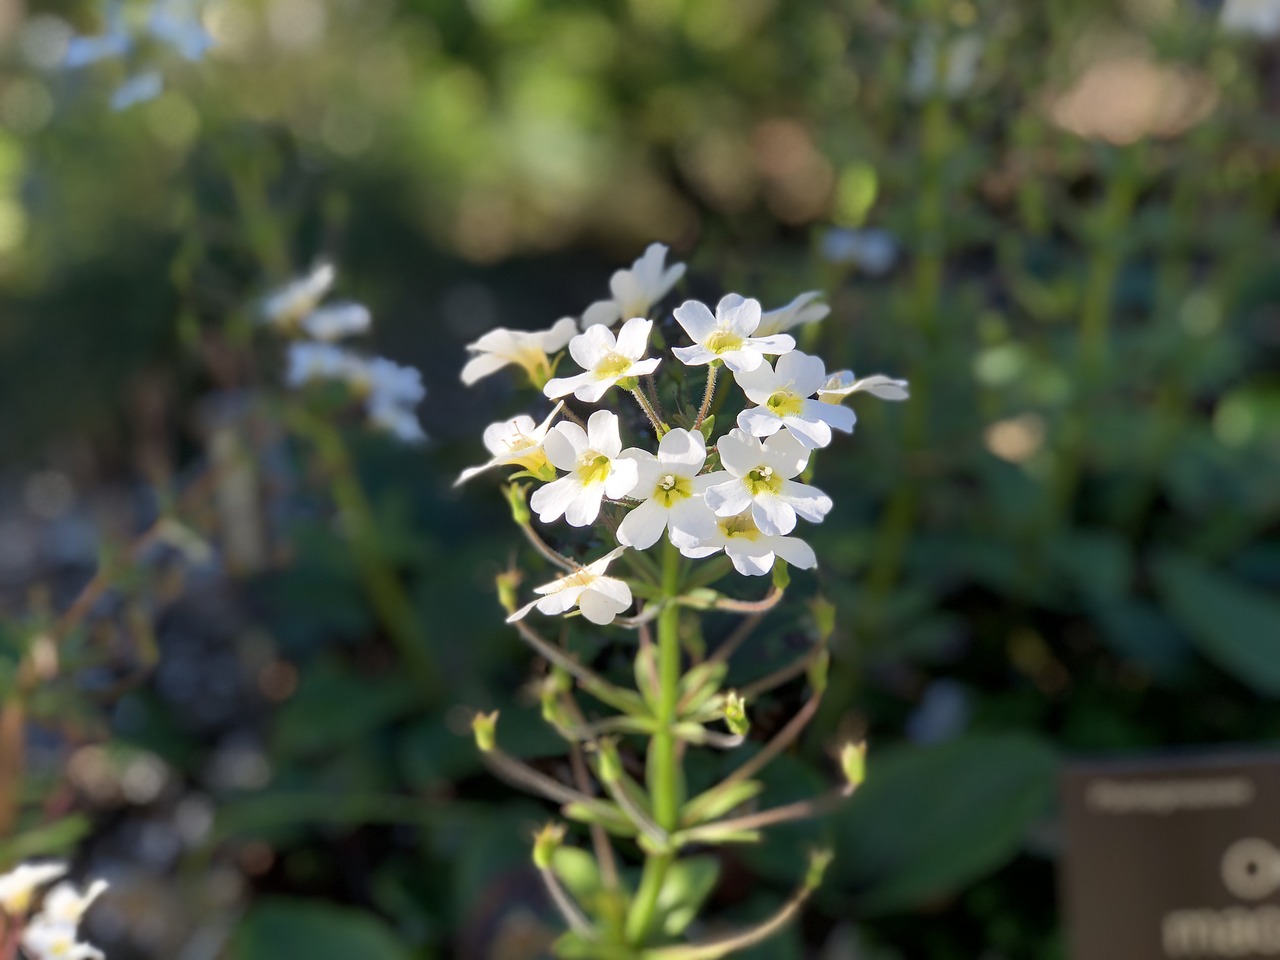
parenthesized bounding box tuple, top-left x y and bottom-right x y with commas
(807, 650, 830, 695)
(504, 482, 532, 525)
(840, 741, 867, 790)
(533, 823, 566, 870)
(495, 570, 521, 615)
(597, 740, 624, 785)
(471, 711, 499, 753)
(723, 691, 749, 737)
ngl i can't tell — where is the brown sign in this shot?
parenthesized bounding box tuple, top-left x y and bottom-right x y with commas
(1063, 752, 1280, 959)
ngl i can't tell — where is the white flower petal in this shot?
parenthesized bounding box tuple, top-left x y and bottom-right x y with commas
(737, 406, 786, 439)
(803, 398, 857, 433)
(725, 542, 775, 576)
(618, 499, 668, 549)
(673, 300, 719, 341)
(771, 533, 817, 570)
(539, 317, 580, 351)
(544, 422, 588, 469)
(705, 479, 752, 517)
(775, 351, 827, 396)
(779, 478, 833, 523)
(586, 410, 623, 458)
(578, 585, 628, 624)
(570, 324, 616, 370)
(762, 429, 811, 478)
(582, 300, 623, 328)
(604, 457, 640, 500)
(460, 352, 510, 386)
(563, 486, 605, 527)
(717, 294, 761, 335)
(657, 428, 707, 475)
(779, 414, 832, 450)
(530, 475, 582, 524)
(672, 344, 718, 367)
(752, 495, 797, 537)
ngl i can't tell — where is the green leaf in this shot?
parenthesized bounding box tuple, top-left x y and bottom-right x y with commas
(1150, 551, 1280, 696)
(831, 734, 1056, 915)
(231, 898, 415, 960)
(656, 856, 721, 937)
(551, 846, 602, 906)
(0, 816, 91, 865)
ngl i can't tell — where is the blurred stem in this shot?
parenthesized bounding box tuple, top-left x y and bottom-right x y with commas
(288, 408, 440, 702)
(626, 540, 684, 946)
(1047, 150, 1140, 530)
(0, 698, 23, 838)
(864, 95, 949, 610)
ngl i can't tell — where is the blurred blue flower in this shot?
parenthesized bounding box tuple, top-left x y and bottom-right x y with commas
(820, 227, 899, 276)
(905, 678, 972, 745)
(62, 0, 213, 110)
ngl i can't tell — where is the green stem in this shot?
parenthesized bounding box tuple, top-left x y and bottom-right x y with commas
(626, 540, 684, 945)
(695, 363, 718, 428)
(290, 409, 440, 702)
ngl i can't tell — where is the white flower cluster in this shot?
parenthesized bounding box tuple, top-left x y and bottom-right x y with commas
(262, 263, 426, 444)
(0, 862, 107, 960)
(459, 243, 907, 625)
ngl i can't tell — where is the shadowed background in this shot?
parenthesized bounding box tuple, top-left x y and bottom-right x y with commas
(1, 0, 1279, 957)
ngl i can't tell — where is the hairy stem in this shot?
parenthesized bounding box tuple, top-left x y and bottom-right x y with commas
(694, 364, 718, 428)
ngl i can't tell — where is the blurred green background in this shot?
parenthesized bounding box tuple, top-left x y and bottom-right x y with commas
(2, 0, 1279, 957)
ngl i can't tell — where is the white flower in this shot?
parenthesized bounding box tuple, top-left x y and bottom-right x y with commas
(456, 404, 564, 486)
(507, 547, 633, 625)
(20, 915, 104, 960)
(1222, 0, 1280, 37)
(702, 429, 832, 536)
(908, 31, 983, 100)
(300, 303, 372, 342)
(262, 263, 336, 330)
(617, 429, 718, 551)
(753, 292, 830, 337)
(672, 295, 795, 374)
(367, 397, 426, 444)
(581, 243, 686, 329)
(362, 357, 426, 407)
(286, 342, 361, 387)
(461, 318, 579, 388)
(734, 351, 856, 450)
(817, 371, 910, 403)
(531, 411, 640, 527)
(0, 862, 66, 916)
(820, 228, 899, 276)
(677, 509, 817, 576)
(544, 317, 661, 403)
(38, 881, 108, 927)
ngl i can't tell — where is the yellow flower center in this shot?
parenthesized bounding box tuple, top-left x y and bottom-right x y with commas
(654, 473, 692, 507)
(720, 514, 761, 540)
(514, 449, 554, 478)
(705, 330, 744, 354)
(766, 389, 804, 417)
(745, 465, 780, 496)
(595, 353, 633, 378)
(577, 454, 612, 485)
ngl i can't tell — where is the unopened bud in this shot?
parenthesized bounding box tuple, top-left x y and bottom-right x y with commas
(807, 650, 830, 695)
(772, 559, 791, 591)
(471, 711, 499, 753)
(840, 741, 867, 790)
(533, 822, 566, 870)
(504, 482, 532, 525)
(495, 570, 521, 615)
(805, 848, 835, 889)
(723, 691, 749, 737)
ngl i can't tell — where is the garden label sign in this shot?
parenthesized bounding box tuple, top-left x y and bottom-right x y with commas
(1063, 754, 1280, 959)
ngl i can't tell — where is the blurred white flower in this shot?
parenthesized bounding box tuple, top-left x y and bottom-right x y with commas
(753, 291, 830, 337)
(581, 243, 686, 329)
(63, 0, 213, 111)
(0, 861, 66, 916)
(907, 31, 983, 100)
(544, 317, 661, 403)
(285, 342, 362, 387)
(367, 395, 426, 444)
(21, 915, 104, 960)
(672, 295, 795, 374)
(456, 404, 564, 486)
(820, 228, 899, 275)
(300, 303, 373, 342)
(507, 547, 633, 625)
(1222, 0, 1280, 37)
(262, 263, 336, 330)
(734, 351, 856, 450)
(37, 880, 108, 927)
(702, 429, 832, 537)
(817, 371, 910, 403)
(677, 509, 817, 576)
(531, 411, 639, 527)
(617, 428, 718, 551)
(461, 318, 578, 388)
